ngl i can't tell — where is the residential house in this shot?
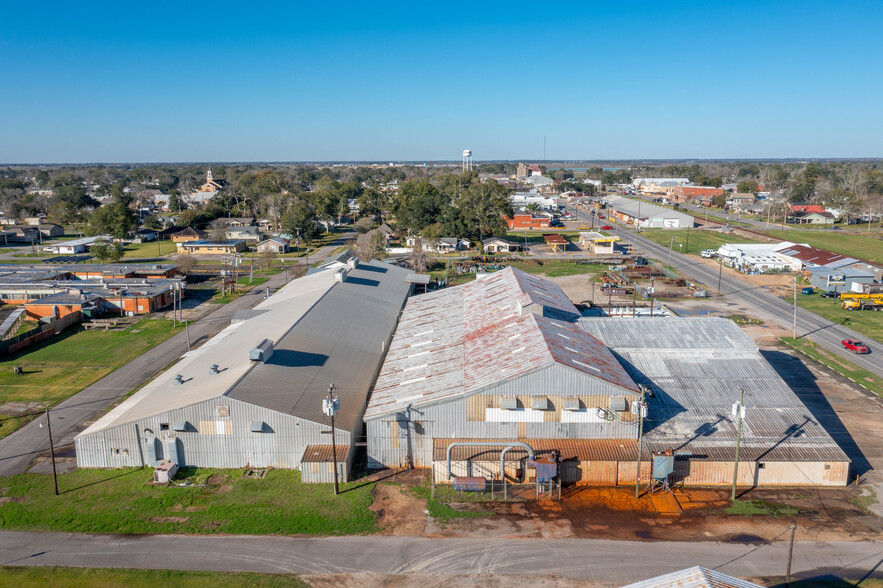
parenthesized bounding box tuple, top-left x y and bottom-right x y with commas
(256, 237, 289, 254)
(36, 224, 64, 238)
(788, 210, 836, 225)
(482, 237, 522, 254)
(435, 238, 470, 254)
(4, 226, 42, 243)
(725, 193, 756, 212)
(170, 227, 208, 243)
(225, 226, 263, 243)
(222, 217, 256, 227)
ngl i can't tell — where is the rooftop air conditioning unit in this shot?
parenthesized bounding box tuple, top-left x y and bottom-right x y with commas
(249, 339, 274, 362)
(346, 257, 359, 270)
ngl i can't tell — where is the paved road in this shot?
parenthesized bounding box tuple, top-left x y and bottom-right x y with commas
(1, 531, 881, 582)
(568, 207, 883, 379)
(0, 235, 353, 476)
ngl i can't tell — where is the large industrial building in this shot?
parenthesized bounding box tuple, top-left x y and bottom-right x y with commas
(603, 195, 694, 229)
(365, 267, 849, 487)
(75, 257, 416, 482)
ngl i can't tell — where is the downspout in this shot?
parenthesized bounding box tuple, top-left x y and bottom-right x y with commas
(446, 441, 535, 479)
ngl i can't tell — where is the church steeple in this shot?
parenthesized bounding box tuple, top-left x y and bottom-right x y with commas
(207, 169, 213, 182)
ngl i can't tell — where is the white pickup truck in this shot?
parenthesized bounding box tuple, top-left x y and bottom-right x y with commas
(700, 249, 717, 258)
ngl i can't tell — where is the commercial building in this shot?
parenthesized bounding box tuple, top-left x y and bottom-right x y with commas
(75, 258, 417, 481)
(176, 240, 245, 255)
(808, 266, 876, 293)
(603, 196, 694, 229)
(365, 268, 850, 487)
(42, 236, 111, 254)
(506, 213, 551, 230)
(579, 232, 620, 254)
(715, 243, 802, 273)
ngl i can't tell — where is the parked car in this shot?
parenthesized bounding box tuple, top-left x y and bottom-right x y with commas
(820, 291, 839, 298)
(700, 249, 717, 258)
(831, 226, 842, 230)
(597, 215, 605, 219)
(550, 220, 564, 227)
(600, 225, 614, 230)
(842, 339, 870, 354)
(561, 213, 574, 220)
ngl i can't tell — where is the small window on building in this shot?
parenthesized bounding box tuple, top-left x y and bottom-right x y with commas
(216, 405, 230, 418)
(501, 397, 518, 410)
(824, 464, 831, 470)
(111, 448, 120, 455)
(758, 463, 766, 469)
(159, 423, 169, 431)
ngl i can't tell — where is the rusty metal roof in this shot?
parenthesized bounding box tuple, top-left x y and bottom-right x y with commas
(366, 268, 638, 419)
(301, 445, 350, 463)
(543, 234, 568, 245)
(432, 438, 640, 462)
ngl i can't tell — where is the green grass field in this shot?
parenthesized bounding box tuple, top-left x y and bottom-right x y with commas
(123, 240, 178, 259)
(0, 468, 377, 536)
(0, 319, 183, 406)
(781, 337, 883, 397)
(0, 567, 308, 587)
(638, 228, 765, 255)
(794, 292, 883, 343)
(759, 229, 883, 264)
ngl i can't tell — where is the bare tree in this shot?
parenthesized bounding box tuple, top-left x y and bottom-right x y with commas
(406, 236, 430, 273)
(209, 218, 228, 241)
(353, 230, 387, 262)
(175, 254, 197, 276)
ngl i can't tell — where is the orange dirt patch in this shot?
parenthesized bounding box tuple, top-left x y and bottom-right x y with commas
(370, 483, 427, 536)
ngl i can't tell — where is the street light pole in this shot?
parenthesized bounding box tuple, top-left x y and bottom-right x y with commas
(792, 274, 798, 339)
(731, 387, 745, 503)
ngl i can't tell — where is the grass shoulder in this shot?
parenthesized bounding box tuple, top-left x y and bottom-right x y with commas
(781, 337, 883, 397)
(0, 467, 377, 536)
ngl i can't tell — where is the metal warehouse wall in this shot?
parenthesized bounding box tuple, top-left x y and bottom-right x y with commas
(433, 460, 653, 485)
(366, 366, 639, 470)
(75, 396, 350, 471)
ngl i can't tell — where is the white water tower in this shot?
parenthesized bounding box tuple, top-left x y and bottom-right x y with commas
(462, 149, 473, 171)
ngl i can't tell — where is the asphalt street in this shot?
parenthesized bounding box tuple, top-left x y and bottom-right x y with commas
(570, 206, 883, 379)
(1, 531, 881, 582)
(0, 235, 353, 477)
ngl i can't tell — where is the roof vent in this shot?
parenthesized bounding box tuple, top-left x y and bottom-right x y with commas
(334, 269, 348, 283)
(249, 339, 274, 362)
(346, 257, 359, 270)
(209, 364, 219, 375)
(519, 301, 542, 317)
(173, 374, 184, 386)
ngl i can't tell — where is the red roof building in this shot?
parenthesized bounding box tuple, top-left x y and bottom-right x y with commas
(507, 214, 551, 230)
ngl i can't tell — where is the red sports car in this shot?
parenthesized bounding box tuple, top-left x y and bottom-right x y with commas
(600, 225, 613, 230)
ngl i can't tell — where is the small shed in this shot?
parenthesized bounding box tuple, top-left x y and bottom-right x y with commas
(301, 444, 350, 484)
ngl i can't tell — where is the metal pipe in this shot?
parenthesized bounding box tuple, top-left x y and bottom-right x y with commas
(446, 441, 535, 479)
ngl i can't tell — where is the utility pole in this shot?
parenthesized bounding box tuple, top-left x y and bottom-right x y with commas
(666, 237, 675, 267)
(185, 320, 191, 351)
(649, 278, 655, 318)
(731, 387, 745, 502)
(42, 410, 58, 496)
(785, 520, 797, 588)
(634, 387, 647, 498)
(792, 273, 797, 339)
(717, 255, 723, 295)
(250, 248, 255, 283)
(684, 228, 690, 256)
(323, 384, 340, 496)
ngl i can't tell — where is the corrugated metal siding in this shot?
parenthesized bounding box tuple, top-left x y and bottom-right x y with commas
(301, 461, 349, 484)
(76, 397, 351, 471)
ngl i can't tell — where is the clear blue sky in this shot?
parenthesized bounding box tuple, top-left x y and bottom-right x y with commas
(2, 1, 881, 163)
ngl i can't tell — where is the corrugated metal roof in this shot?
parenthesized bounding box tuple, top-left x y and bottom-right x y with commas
(773, 243, 856, 267)
(622, 566, 764, 588)
(79, 260, 413, 437)
(301, 444, 351, 463)
(432, 438, 640, 462)
(366, 268, 638, 419)
(579, 317, 849, 464)
(227, 261, 415, 431)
